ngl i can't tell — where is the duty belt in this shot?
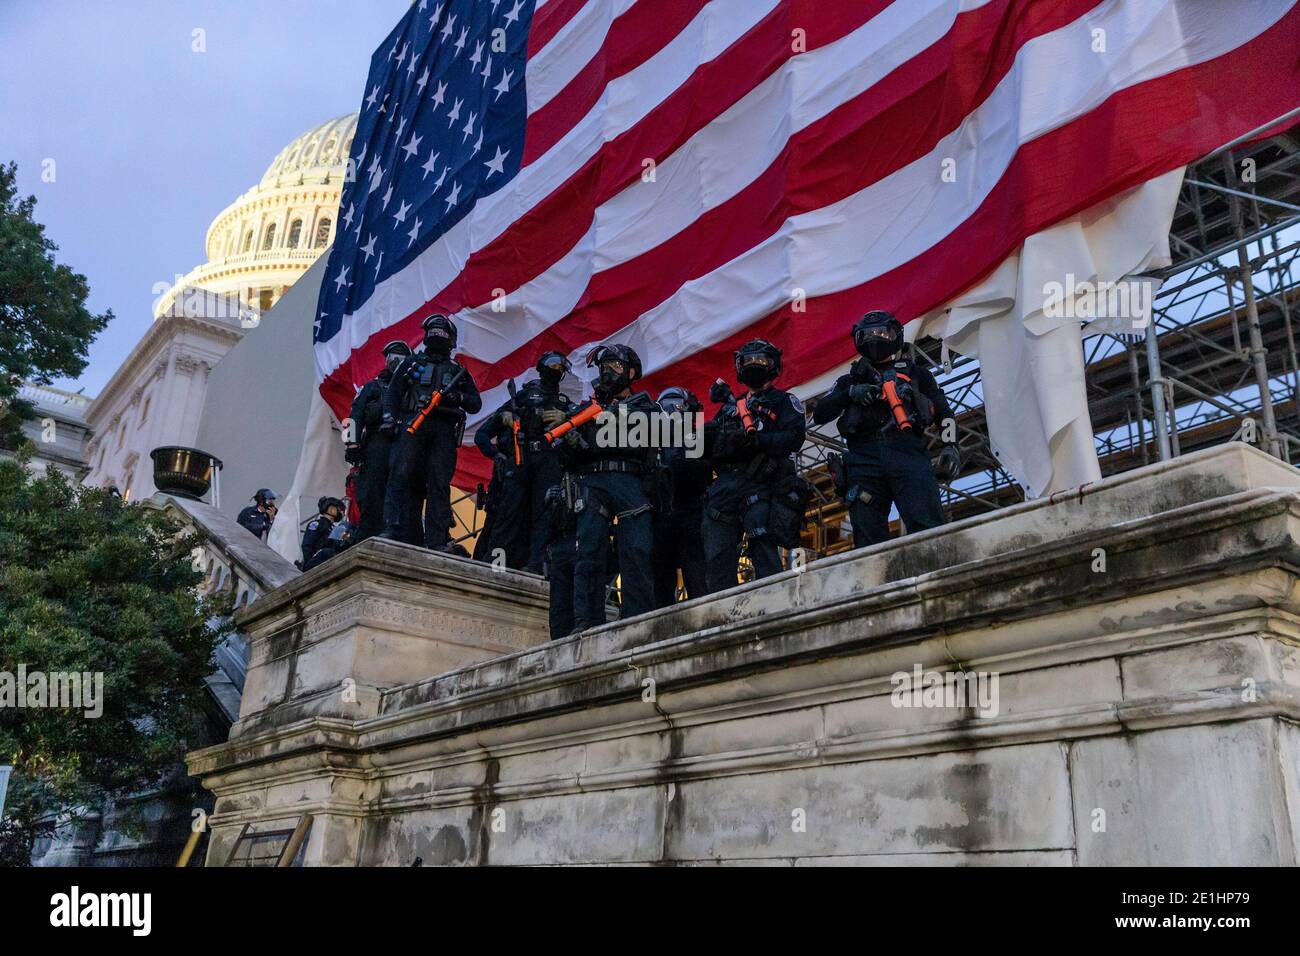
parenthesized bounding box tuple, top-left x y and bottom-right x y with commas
(578, 460, 645, 476)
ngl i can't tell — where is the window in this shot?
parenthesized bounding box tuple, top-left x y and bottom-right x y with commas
(258, 289, 273, 312)
(140, 396, 151, 425)
(262, 223, 277, 250)
(242, 230, 254, 253)
(314, 218, 332, 248)
(287, 219, 303, 248)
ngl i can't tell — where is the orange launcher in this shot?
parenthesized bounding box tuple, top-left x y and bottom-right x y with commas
(542, 401, 604, 444)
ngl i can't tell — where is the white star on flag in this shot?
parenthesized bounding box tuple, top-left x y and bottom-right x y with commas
(484, 146, 508, 177)
(493, 69, 512, 101)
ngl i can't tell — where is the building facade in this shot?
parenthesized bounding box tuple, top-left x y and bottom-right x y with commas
(83, 297, 243, 501)
(1, 382, 94, 481)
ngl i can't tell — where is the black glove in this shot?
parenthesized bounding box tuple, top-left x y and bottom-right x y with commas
(345, 443, 365, 466)
(493, 452, 512, 473)
(379, 413, 398, 437)
(709, 380, 732, 405)
(848, 382, 879, 405)
(935, 443, 962, 482)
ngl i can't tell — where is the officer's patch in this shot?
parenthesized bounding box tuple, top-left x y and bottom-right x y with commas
(788, 394, 805, 414)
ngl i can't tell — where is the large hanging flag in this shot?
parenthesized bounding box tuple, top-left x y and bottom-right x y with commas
(315, 0, 1300, 488)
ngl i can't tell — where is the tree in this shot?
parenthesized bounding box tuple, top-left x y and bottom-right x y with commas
(0, 459, 223, 864)
(0, 162, 111, 449)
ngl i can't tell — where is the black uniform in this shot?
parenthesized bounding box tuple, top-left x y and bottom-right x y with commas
(812, 356, 953, 547)
(651, 444, 710, 606)
(303, 522, 352, 571)
(300, 514, 335, 561)
(381, 351, 482, 549)
(559, 391, 661, 632)
(473, 379, 573, 572)
(236, 506, 273, 541)
(541, 479, 579, 640)
(349, 370, 397, 543)
(701, 386, 806, 593)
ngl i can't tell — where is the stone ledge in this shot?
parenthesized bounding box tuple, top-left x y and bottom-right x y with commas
(185, 443, 1300, 866)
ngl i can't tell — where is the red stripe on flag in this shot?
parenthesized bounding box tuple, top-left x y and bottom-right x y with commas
(523, 0, 710, 165)
(528, 0, 588, 57)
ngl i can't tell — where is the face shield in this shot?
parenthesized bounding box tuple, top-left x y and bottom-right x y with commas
(854, 324, 902, 362)
(736, 351, 777, 388)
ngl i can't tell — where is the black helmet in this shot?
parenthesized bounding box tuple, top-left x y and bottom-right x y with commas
(734, 338, 781, 388)
(317, 496, 344, 516)
(853, 311, 904, 362)
(253, 488, 278, 506)
(536, 350, 571, 387)
(657, 385, 701, 415)
(421, 313, 457, 352)
(383, 339, 413, 372)
(586, 343, 642, 395)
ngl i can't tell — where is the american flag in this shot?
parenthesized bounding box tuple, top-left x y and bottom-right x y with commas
(316, 0, 1300, 487)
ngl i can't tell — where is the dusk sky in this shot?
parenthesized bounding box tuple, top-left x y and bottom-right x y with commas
(0, 0, 411, 395)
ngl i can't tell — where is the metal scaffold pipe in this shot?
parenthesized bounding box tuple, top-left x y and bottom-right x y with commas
(1224, 154, 1283, 460)
(1144, 324, 1173, 461)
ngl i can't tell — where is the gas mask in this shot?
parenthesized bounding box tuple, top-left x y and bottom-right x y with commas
(424, 328, 453, 358)
(537, 352, 570, 389)
(852, 312, 904, 364)
(385, 352, 406, 374)
(736, 353, 777, 389)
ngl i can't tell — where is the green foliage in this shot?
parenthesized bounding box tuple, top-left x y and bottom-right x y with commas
(0, 162, 112, 448)
(0, 460, 222, 862)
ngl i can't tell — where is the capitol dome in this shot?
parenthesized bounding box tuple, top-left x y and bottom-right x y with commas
(154, 113, 358, 319)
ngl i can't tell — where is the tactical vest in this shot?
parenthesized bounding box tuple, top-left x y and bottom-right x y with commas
(838, 358, 934, 437)
(402, 357, 462, 416)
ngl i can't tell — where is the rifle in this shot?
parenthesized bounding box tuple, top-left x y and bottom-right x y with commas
(406, 364, 469, 435)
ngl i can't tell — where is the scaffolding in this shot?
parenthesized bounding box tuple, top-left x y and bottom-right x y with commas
(797, 113, 1300, 559)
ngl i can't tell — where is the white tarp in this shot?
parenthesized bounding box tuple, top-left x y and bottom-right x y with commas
(910, 167, 1184, 497)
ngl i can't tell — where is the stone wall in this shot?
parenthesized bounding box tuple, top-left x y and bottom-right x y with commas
(188, 443, 1300, 866)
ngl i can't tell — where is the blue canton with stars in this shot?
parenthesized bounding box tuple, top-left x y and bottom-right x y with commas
(315, 0, 536, 346)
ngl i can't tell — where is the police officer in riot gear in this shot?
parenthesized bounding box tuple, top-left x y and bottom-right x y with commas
(474, 350, 575, 572)
(702, 339, 808, 593)
(303, 520, 353, 571)
(347, 340, 412, 543)
(556, 344, 660, 632)
(300, 496, 345, 566)
(651, 386, 710, 606)
(381, 313, 482, 550)
(237, 488, 278, 541)
(812, 311, 960, 548)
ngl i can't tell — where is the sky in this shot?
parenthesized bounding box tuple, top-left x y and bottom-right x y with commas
(0, 0, 412, 395)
